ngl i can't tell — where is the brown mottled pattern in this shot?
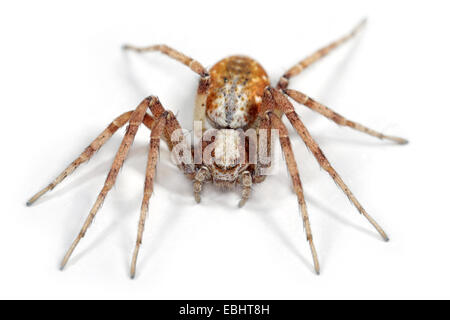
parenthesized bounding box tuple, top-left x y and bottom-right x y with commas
(197, 77, 211, 95)
(206, 56, 269, 128)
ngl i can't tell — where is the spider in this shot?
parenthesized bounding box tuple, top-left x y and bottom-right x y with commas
(27, 19, 407, 278)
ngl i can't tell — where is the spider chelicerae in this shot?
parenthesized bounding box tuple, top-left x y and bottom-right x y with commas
(27, 19, 407, 278)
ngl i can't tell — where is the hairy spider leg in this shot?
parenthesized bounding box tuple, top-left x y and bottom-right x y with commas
(122, 44, 208, 77)
(284, 89, 408, 144)
(130, 114, 167, 279)
(27, 111, 134, 206)
(277, 19, 367, 89)
(60, 97, 158, 270)
(260, 91, 320, 274)
(131, 101, 196, 278)
(122, 43, 211, 127)
(268, 88, 389, 241)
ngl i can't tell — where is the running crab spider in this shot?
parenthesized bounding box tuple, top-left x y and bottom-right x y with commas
(27, 19, 407, 278)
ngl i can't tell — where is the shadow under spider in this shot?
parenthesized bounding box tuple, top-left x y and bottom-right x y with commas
(241, 172, 382, 274)
(305, 194, 380, 241)
(255, 209, 315, 274)
(65, 220, 120, 268)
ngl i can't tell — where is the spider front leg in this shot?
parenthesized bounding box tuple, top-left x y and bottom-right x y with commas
(60, 96, 158, 270)
(284, 89, 408, 144)
(277, 19, 366, 90)
(269, 88, 389, 241)
(122, 43, 208, 77)
(122, 43, 211, 127)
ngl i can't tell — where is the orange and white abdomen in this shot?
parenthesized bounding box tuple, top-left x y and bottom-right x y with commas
(195, 55, 270, 129)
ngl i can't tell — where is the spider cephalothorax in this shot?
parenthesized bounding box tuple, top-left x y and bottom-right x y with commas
(27, 19, 408, 278)
(207, 129, 247, 181)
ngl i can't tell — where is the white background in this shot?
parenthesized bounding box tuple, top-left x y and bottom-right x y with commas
(1, 0, 449, 299)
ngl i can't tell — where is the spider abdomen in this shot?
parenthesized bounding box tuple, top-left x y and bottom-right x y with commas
(205, 56, 269, 129)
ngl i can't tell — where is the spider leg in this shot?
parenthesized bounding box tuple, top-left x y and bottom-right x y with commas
(277, 19, 366, 89)
(60, 97, 157, 270)
(284, 89, 408, 144)
(238, 171, 252, 208)
(269, 88, 389, 241)
(130, 114, 167, 279)
(259, 98, 320, 274)
(145, 97, 196, 178)
(27, 110, 134, 206)
(123, 43, 211, 128)
(143, 113, 156, 130)
(122, 44, 208, 77)
(131, 101, 194, 277)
